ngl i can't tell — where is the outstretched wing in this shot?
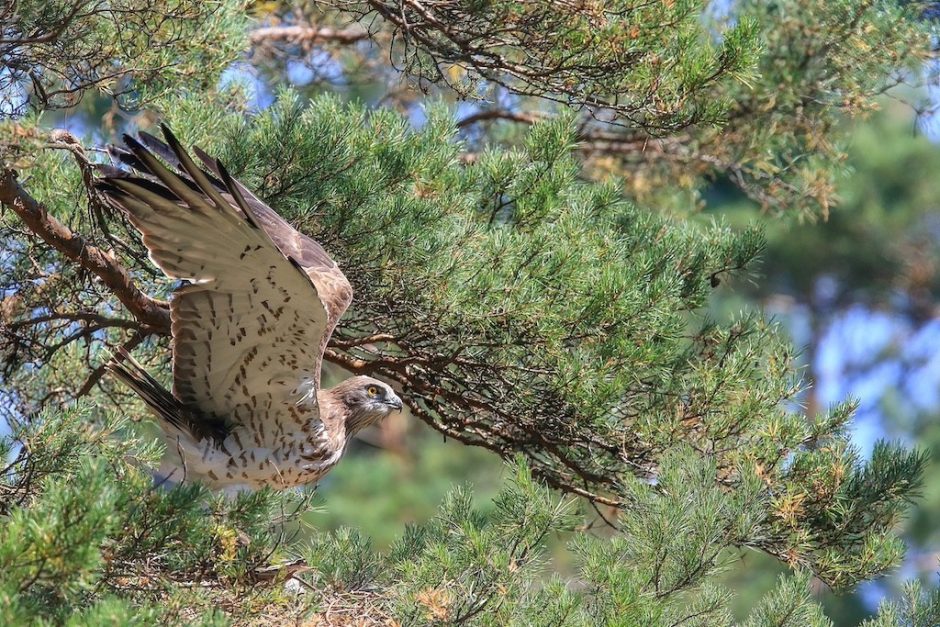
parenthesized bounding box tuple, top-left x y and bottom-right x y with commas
(97, 125, 352, 443)
(188, 145, 352, 340)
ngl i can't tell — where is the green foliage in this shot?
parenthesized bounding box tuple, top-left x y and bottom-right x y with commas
(706, 107, 940, 618)
(728, 110, 940, 314)
(308, 425, 505, 549)
(863, 580, 940, 627)
(302, 458, 579, 624)
(1, 87, 928, 603)
(714, 0, 930, 217)
(0, 0, 247, 114)
(571, 452, 747, 626)
(7, 410, 931, 624)
(1, 0, 937, 623)
(741, 572, 832, 627)
(129, 92, 918, 588)
(772, 440, 926, 588)
(0, 405, 312, 623)
(581, 0, 934, 218)
(247, 1, 935, 218)
(358, 0, 760, 131)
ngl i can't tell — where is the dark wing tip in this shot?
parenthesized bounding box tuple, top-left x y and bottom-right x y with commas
(286, 254, 320, 284)
(109, 176, 180, 201)
(94, 180, 124, 195)
(189, 145, 226, 188)
(286, 255, 304, 271)
(93, 163, 125, 178)
(123, 133, 145, 151)
(160, 123, 182, 149)
(216, 160, 261, 228)
(138, 130, 179, 166)
(191, 145, 216, 166)
(215, 159, 233, 183)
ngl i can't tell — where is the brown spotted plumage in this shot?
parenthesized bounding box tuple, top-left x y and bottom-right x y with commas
(97, 126, 401, 491)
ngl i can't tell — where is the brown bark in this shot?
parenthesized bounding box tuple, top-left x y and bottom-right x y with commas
(249, 25, 369, 47)
(0, 166, 171, 334)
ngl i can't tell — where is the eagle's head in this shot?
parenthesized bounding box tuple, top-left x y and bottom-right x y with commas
(334, 376, 403, 434)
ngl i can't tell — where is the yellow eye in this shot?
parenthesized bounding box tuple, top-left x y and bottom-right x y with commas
(367, 386, 379, 397)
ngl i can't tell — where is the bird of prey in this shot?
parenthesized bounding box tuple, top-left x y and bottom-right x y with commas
(95, 125, 402, 490)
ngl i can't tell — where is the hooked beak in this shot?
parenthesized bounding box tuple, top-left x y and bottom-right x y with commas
(386, 395, 403, 411)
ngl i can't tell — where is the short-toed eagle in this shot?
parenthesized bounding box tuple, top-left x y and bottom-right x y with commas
(96, 126, 402, 490)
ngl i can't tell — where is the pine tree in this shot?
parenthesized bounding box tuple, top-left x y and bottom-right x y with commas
(1, 0, 938, 623)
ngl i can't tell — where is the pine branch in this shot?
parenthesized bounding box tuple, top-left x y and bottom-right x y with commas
(0, 166, 171, 334)
(249, 24, 369, 47)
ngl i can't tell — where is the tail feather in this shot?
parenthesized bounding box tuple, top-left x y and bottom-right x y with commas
(107, 348, 227, 442)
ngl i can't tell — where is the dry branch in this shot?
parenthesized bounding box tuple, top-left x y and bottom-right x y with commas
(250, 25, 369, 47)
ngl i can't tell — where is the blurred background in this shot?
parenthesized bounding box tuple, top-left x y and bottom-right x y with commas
(309, 100, 940, 625)
(10, 2, 940, 624)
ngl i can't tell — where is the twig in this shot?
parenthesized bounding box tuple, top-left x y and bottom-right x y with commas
(76, 332, 146, 398)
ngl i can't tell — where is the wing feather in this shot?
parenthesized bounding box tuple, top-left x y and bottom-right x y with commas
(191, 146, 353, 340)
(97, 127, 346, 443)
